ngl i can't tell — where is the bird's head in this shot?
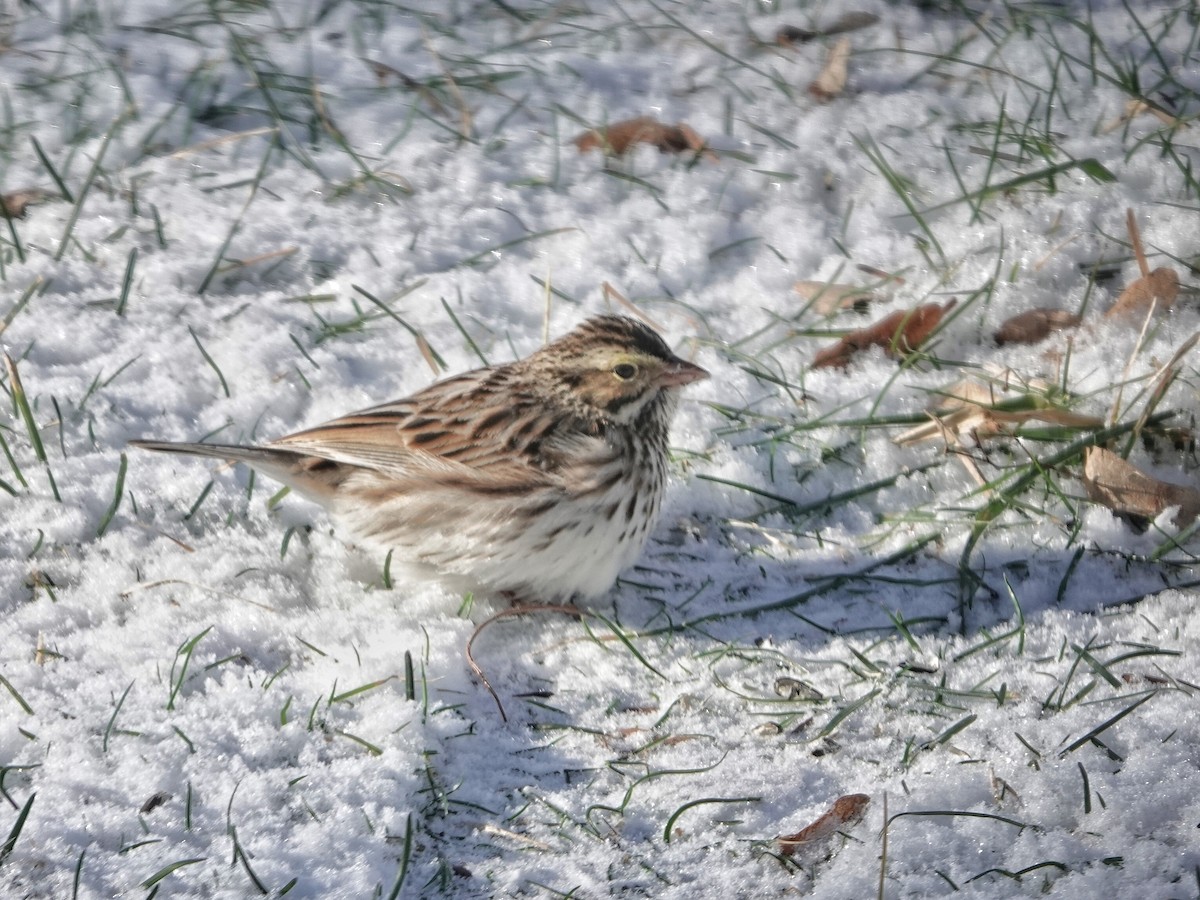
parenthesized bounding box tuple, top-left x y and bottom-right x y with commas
(531, 315, 709, 425)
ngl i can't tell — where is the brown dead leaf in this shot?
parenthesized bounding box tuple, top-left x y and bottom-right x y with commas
(812, 299, 956, 370)
(777, 794, 870, 858)
(574, 116, 716, 160)
(794, 280, 876, 315)
(1083, 447, 1200, 529)
(774, 676, 823, 701)
(993, 308, 1082, 345)
(1105, 267, 1180, 319)
(1122, 672, 1173, 686)
(1105, 209, 1180, 319)
(776, 13, 880, 46)
(808, 37, 850, 102)
(1, 188, 52, 219)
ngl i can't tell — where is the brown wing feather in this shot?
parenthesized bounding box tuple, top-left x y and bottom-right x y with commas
(270, 364, 610, 485)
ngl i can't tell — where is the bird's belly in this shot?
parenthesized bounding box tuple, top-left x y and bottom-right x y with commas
(337, 471, 663, 602)
(479, 479, 661, 600)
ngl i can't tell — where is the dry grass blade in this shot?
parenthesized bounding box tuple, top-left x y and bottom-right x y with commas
(856, 263, 905, 284)
(364, 60, 447, 115)
(808, 37, 850, 102)
(777, 793, 871, 858)
(465, 604, 585, 722)
(602, 281, 666, 332)
(117, 579, 276, 611)
(218, 246, 297, 274)
(131, 521, 196, 552)
(794, 280, 877, 316)
(1102, 98, 1190, 133)
(420, 25, 472, 140)
(1124, 330, 1200, 445)
(574, 116, 716, 160)
(1126, 208, 1149, 278)
(1082, 447, 1200, 529)
(895, 377, 1102, 445)
(993, 309, 1081, 345)
(166, 126, 278, 160)
(479, 823, 553, 851)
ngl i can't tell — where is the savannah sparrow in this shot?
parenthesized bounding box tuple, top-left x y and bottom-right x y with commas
(132, 315, 708, 601)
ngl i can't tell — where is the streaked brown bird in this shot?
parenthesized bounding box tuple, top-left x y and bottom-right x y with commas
(132, 315, 708, 601)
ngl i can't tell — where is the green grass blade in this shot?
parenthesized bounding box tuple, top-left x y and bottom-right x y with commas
(4, 353, 60, 501)
(0, 792, 35, 867)
(96, 452, 127, 537)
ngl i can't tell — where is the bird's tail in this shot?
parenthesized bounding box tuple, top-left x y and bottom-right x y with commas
(129, 439, 285, 467)
(129, 439, 341, 501)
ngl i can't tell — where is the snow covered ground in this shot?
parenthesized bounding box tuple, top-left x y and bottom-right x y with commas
(2, 1, 1199, 896)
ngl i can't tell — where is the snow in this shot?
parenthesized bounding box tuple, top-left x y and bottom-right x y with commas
(2, 1, 1199, 897)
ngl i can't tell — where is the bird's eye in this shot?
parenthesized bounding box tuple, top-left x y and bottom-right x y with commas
(613, 363, 638, 380)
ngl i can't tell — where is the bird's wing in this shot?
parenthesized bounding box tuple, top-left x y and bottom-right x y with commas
(134, 367, 618, 502)
(271, 367, 608, 485)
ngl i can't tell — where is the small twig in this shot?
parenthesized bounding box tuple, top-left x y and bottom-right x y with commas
(465, 604, 585, 722)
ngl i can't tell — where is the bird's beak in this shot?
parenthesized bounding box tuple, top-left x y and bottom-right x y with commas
(658, 358, 709, 387)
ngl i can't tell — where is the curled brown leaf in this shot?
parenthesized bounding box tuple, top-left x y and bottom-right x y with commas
(808, 37, 850, 102)
(573, 116, 716, 160)
(1083, 447, 1200, 529)
(777, 793, 870, 858)
(994, 308, 1082, 345)
(1, 188, 52, 219)
(812, 299, 956, 370)
(1104, 268, 1180, 319)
